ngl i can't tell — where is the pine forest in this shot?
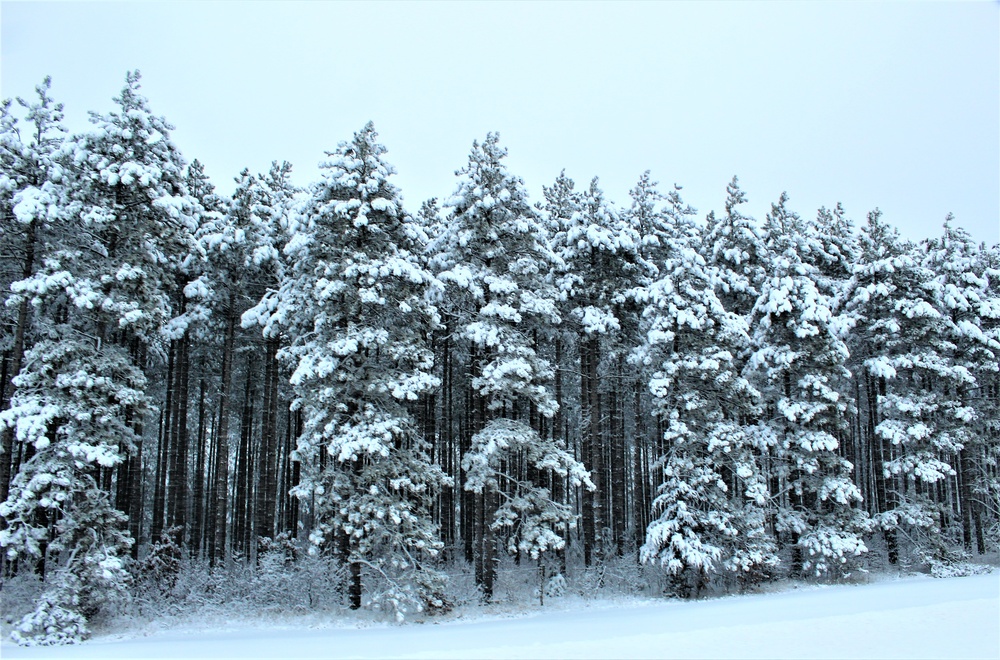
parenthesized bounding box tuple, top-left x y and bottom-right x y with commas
(1, 73, 997, 645)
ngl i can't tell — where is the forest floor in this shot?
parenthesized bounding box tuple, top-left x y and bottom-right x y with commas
(2, 569, 997, 659)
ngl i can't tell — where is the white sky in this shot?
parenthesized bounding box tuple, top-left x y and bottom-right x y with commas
(2, 1, 997, 246)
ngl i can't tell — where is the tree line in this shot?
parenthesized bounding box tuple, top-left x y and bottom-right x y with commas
(1, 72, 997, 644)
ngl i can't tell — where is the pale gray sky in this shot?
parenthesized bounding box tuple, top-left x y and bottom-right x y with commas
(2, 1, 997, 246)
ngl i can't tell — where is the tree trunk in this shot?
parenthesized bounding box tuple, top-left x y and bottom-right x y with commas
(482, 487, 497, 602)
(0, 218, 37, 512)
(611, 354, 627, 555)
(236, 352, 256, 559)
(582, 334, 603, 563)
(151, 407, 169, 543)
(440, 330, 456, 557)
(160, 339, 178, 539)
(192, 366, 208, 557)
(552, 337, 567, 574)
(633, 381, 648, 555)
(255, 336, 280, 548)
(580, 336, 594, 566)
(168, 332, 191, 539)
(211, 311, 236, 566)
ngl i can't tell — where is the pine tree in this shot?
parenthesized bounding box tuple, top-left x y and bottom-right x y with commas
(0, 77, 68, 520)
(846, 211, 965, 563)
(749, 193, 869, 577)
(702, 176, 767, 319)
(921, 219, 1000, 554)
(462, 417, 592, 598)
(974, 243, 1000, 552)
(638, 219, 776, 595)
(536, 170, 583, 569)
(1, 70, 197, 643)
(430, 133, 575, 598)
(558, 177, 653, 559)
(256, 123, 448, 617)
(625, 172, 699, 553)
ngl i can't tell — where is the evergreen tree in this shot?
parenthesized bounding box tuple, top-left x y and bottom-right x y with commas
(1, 70, 197, 643)
(255, 123, 448, 617)
(559, 177, 653, 559)
(702, 176, 767, 319)
(430, 133, 574, 598)
(748, 192, 869, 577)
(0, 77, 68, 516)
(847, 210, 958, 563)
(921, 219, 1000, 554)
(639, 221, 776, 595)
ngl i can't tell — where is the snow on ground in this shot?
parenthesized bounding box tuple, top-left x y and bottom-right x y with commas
(3, 572, 997, 659)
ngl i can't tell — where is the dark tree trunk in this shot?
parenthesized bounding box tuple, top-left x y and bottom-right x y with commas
(610, 355, 627, 555)
(633, 381, 648, 555)
(552, 337, 568, 574)
(161, 340, 177, 535)
(482, 487, 497, 602)
(192, 367, 208, 557)
(0, 218, 37, 513)
(581, 334, 603, 564)
(958, 447, 975, 553)
(168, 333, 191, 539)
(462, 343, 477, 564)
(235, 352, 256, 559)
(255, 336, 280, 547)
(211, 311, 236, 566)
(151, 408, 169, 543)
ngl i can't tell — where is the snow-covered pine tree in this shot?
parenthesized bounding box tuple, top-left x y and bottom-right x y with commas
(921, 219, 1000, 555)
(180, 158, 223, 560)
(241, 161, 296, 555)
(535, 170, 583, 569)
(252, 123, 449, 618)
(701, 176, 767, 320)
(558, 177, 653, 560)
(637, 218, 777, 596)
(0, 77, 68, 521)
(461, 418, 593, 600)
(975, 243, 1000, 552)
(846, 210, 961, 563)
(1, 71, 198, 644)
(807, 203, 858, 300)
(629, 170, 699, 276)
(193, 160, 298, 563)
(625, 172, 700, 551)
(431, 134, 584, 599)
(748, 192, 869, 577)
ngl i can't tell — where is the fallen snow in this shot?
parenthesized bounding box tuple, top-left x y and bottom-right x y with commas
(3, 573, 997, 659)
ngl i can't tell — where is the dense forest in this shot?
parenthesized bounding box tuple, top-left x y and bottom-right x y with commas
(1, 72, 997, 645)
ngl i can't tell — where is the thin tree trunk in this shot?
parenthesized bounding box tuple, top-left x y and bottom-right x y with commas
(584, 334, 604, 562)
(0, 218, 37, 511)
(152, 406, 169, 543)
(441, 331, 455, 556)
(580, 335, 595, 566)
(611, 354, 626, 555)
(256, 337, 280, 547)
(633, 381, 648, 554)
(211, 312, 236, 566)
(482, 487, 497, 602)
(236, 352, 256, 559)
(161, 340, 178, 537)
(552, 337, 567, 574)
(192, 365, 208, 557)
(168, 332, 191, 539)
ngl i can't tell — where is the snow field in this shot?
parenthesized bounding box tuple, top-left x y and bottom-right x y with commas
(3, 572, 996, 659)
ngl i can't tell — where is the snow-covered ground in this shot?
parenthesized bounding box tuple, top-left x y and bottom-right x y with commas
(3, 573, 997, 659)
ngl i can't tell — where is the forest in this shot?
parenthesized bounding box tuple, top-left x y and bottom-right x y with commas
(0, 72, 997, 646)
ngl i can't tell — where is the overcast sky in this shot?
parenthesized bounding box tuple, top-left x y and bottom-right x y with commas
(2, 1, 997, 246)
